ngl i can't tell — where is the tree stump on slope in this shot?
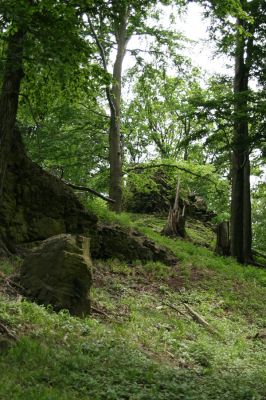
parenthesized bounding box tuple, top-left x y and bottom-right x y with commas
(162, 179, 186, 238)
(215, 221, 230, 256)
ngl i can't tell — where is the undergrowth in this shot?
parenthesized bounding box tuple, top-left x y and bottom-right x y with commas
(0, 205, 265, 399)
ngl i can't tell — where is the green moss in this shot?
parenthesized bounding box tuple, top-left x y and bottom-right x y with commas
(30, 217, 66, 239)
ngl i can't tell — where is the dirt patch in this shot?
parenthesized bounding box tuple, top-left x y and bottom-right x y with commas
(189, 267, 215, 284)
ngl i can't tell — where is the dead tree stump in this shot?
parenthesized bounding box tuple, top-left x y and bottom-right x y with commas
(215, 221, 230, 256)
(162, 179, 186, 238)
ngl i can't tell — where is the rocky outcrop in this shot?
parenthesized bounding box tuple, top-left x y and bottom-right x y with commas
(0, 129, 97, 249)
(124, 168, 173, 214)
(20, 234, 92, 316)
(124, 169, 216, 223)
(186, 194, 216, 222)
(1, 129, 178, 279)
(91, 224, 178, 266)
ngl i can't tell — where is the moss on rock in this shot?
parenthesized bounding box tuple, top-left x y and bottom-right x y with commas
(91, 223, 178, 265)
(0, 129, 97, 248)
(20, 234, 92, 316)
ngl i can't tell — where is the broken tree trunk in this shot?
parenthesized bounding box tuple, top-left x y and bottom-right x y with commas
(215, 221, 230, 256)
(162, 179, 186, 238)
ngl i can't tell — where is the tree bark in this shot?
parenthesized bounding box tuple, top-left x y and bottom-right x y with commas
(183, 117, 190, 161)
(215, 221, 230, 256)
(230, 19, 253, 263)
(0, 29, 25, 194)
(109, 6, 129, 212)
(162, 179, 186, 237)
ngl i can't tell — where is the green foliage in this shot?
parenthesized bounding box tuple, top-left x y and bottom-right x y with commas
(124, 159, 229, 218)
(123, 65, 207, 162)
(0, 213, 266, 399)
(252, 182, 266, 253)
(21, 99, 109, 187)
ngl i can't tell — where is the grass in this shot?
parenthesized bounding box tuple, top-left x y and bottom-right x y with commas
(0, 210, 266, 399)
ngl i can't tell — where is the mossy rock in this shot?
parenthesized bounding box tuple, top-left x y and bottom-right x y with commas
(20, 234, 92, 316)
(0, 129, 97, 248)
(91, 223, 178, 266)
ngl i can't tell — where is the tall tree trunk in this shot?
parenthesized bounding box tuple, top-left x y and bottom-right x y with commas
(183, 117, 190, 161)
(243, 156, 252, 262)
(230, 20, 253, 264)
(109, 7, 129, 212)
(0, 29, 25, 194)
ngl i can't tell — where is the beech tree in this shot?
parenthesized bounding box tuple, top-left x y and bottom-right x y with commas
(200, 0, 266, 263)
(123, 64, 209, 162)
(84, 0, 183, 212)
(231, 1, 265, 263)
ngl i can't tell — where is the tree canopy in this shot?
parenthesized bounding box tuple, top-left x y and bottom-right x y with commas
(0, 0, 265, 262)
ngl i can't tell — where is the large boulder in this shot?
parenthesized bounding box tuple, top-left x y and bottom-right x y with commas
(20, 234, 92, 316)
(0, 128, 97, 248)
(91, 224, 178, 266)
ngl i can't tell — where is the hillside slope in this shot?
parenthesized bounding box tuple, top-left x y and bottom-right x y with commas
(0, 213, 265, 400)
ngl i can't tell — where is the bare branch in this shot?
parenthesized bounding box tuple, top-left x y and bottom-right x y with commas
(62, 180, 115, 203)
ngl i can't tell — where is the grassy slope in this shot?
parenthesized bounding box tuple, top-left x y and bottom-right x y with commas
(0, 212, 265, 400)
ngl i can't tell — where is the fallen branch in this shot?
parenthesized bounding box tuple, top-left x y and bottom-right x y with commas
(183, 303, 220, 336)
(164, 293, 221, 337)
(183, 303, 213, 331)
(162, 301, 187, 318)
(62, 180, 115, 204)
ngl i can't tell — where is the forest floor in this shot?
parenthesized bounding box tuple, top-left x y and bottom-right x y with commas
(0, 211, 266, 400)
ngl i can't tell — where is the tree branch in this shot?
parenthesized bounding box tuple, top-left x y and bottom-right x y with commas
(62, 180, 115, 203)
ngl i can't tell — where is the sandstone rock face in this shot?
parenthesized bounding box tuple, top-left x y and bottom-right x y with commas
(20, 234, 92, 316)
(91, 224, 178, 266)
(0, 129, 97, 248)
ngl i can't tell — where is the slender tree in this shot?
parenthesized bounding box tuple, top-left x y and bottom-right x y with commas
(231, 15, 252, 263)
(200, 0, 266, 263)
(85, 0, 183, 211)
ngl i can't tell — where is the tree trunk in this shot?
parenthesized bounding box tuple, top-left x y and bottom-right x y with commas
(183, 117, 190, 161)
(243, 156, 252, 262)
(215, 221, 230, 256)
(109, 7, 129, 212)
(230, 20, 253, 264)
(162, 179, 186, 237)
(0, 29, 25, 194)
